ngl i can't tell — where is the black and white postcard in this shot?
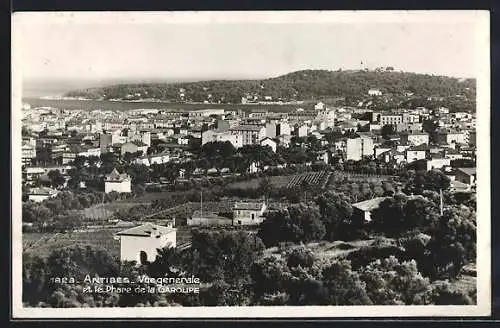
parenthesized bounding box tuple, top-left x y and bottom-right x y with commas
(11, 11, 491, 318)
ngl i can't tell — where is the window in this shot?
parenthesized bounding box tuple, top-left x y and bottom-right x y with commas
(252, 213, 255, 220)
(139, 251, 148, 265)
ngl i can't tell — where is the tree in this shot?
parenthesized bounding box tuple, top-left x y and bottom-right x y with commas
(404, 170, 451, 194)
(188, 229, 265, 284)
(422, 119, 439, 143)
(426, 206, 476, 279)
(200, 141, 236, 161)
(46, 245, 120, 282)
(23, 253, 50, 305)
(126, 164, 150, 185)
(100, 152, 119, 173)
(321, 260, 372, 305)
(47, 170, 66, 189)
(371, 193, 439, 236)
(35, 146, 52, 166)
(22, 245, 124, 306)
(23, 202, 52, 226)
(258, 177, 272, 202)
(250, 255, 289, 300)
(371, 193, 408, 237)
(53, 213, 84, 232)
(359, 256, 430, 305)
(315, 191, 354, 241)
(403, 196, 440, 232)
(258, 204, 326, 247)
(426, 280, 475, 305)
(380, 124, 395, 140)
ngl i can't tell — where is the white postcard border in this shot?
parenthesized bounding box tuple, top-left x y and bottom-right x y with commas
(11, 10, 491, 318)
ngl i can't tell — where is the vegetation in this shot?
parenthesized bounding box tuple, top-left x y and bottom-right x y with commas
(64, 70, 476, 111)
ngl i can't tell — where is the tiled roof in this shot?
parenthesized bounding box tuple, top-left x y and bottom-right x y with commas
(402, 131, 428, 136)
(116, 223, 175, 237)
(352, 197, 389, 212)
(191, 211, 227, 220)
(230, 125, 264, 132)
(234, 202, 265, 211)
(450, 180, 470, 190)
(28, 186, 59, 196)
(407, 144, 429, 151)
(105, 168, 130, 182)
(457, 167, 476, 176)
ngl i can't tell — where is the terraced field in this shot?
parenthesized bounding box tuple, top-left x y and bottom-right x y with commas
(227, 171, 331, 190)
(285, 171, 330, 188)
(78, 202, 150, 221)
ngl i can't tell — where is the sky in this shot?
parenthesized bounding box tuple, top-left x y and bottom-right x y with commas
(14, 11, 488, 84)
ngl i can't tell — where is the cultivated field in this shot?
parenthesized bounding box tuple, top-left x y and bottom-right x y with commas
(227, 171, 331, 190)
(77, 202, 151, 221)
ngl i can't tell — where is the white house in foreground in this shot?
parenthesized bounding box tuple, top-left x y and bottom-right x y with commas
(114, 222, 177, 264)
(104, 168, 132, 193)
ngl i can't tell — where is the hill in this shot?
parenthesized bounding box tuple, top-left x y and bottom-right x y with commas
(64, 69, 476, 110)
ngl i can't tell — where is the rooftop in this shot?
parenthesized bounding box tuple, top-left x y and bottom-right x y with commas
(191, 211, 227, 220)
(28, 186, 59, 196)
(116, 222, 175, 237)
(105, 168, 131, 182)
(407, 144, 429, 152)
(457, 167, 477, 176)
(234, 202, 266, 211)
(352, 197, 389, 212)
(230, 125, 264, 132)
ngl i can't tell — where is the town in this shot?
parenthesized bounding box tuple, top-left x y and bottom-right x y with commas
(21, 77, 478, 308)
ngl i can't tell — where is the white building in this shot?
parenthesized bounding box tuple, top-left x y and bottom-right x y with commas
(202, 129, 243, 148)
(187, 211, 232, 226)
(277, 122, 291, 136)
(368, 89, 383, 96)
(22, 144, 36, 166)
(115, 222, 176, 264)
(104, 168, 132, 193)
(229, 125, 266, 146)
(314, 102, 325, 110)
(233, 202, 267, 226)
(129, 131, 152, 147)
(352, 197, 389, 223)
(23, 165, 73, 184)
(380, 114, 403, 126)
(426, 157, 451, 171)
(437, 130, 466, 145)
(405, 145, 428, 163)
(341, 136, 374, 161)
(27, 187, 59, 203)
(77, 147, 101, 158)
(260, 137, 277, 152)
(295, 125, 308, 138)
(400, 132, 429, 146)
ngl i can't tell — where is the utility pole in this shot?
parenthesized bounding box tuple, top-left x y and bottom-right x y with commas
(101, 192, 105, 228)
(439, 189, 444, 215)
(200, 189, 203, 219)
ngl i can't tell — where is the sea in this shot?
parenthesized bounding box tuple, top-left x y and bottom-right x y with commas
(21, 79, 306, 113)
(21, 97, 303, 113)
